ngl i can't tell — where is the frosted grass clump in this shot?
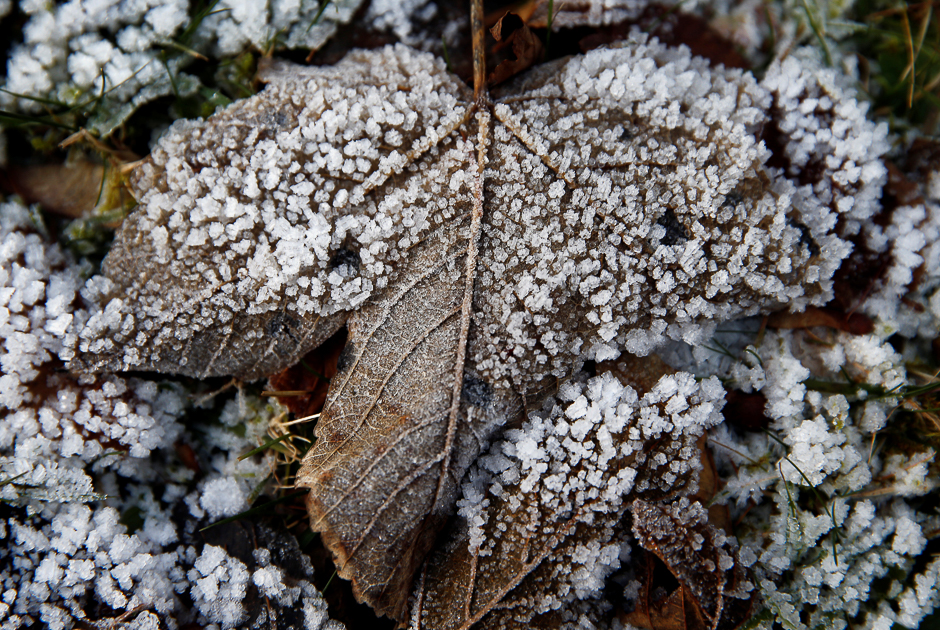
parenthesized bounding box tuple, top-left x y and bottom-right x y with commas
(2, 0, 194, 135)
(196, 0, 362, 57)
(188, 545, 251, 628)
(366, 0, 439, 46)
(181, 396, 281, 524)
(0, 357, 338, 627)
(0, 505, 343, 629)
(0, 503, 183, 628)
(683, 324, 940, 629)
(862, 167, 940, 340)
(0, 199, 186, 468)
(1, 0, 363, 135)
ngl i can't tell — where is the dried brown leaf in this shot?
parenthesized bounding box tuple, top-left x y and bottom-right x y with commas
(10, 160, 127, 222)
(630, 498, 754, 630)
(488, 13, 544, 85)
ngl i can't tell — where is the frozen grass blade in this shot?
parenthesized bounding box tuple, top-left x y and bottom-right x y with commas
(238, 434, 293, 461)
(199, 489, 309, 531)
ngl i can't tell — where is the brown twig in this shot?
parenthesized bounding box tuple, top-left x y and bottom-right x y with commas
(471, 0, 486, 103)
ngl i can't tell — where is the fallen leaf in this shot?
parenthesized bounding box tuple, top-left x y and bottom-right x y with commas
(75, 35, 860, 620)
(488, 13, 544, 85)
(628, 498, 754, 630)
(765, 305, 874, 335)
(625, 555, 705, 630)
(9, 159, 129, 222)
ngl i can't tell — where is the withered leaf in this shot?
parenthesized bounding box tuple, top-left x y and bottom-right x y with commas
(10, 159, 129, 222)
(628, 498, 754, 630)
(488, 13, 544, 85)
(410, 362, 727, 629)
(75, 35, 857, 620)
(765, 305, 874, 335)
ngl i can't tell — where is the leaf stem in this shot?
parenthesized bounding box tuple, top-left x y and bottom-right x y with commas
(471, 0, 486, 101)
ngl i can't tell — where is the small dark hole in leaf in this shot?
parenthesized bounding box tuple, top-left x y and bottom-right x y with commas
(788, 217, 820, 257)
(721, 190, 744, 208)
(582, 359, 597, 377)
(266, 311, 299, 343)
(462, 373, 493, 408)
(619, 126, 633, 141)
(656, 208, 688, 246)
(329, 248, 361, 273)
(336, 340, 355, 374)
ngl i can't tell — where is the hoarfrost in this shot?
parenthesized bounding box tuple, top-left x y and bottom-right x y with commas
(71, 33, 891, 620)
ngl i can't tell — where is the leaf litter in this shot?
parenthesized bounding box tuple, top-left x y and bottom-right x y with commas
(71, 26, 888, 626)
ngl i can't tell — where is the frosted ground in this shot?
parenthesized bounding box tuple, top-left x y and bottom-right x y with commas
(0, 0, 939, 629)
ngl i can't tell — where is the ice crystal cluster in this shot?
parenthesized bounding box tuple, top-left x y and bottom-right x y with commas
(366, 0, 440, 47)
(3, 0, 191, 122)
(0, 200, 341, 628)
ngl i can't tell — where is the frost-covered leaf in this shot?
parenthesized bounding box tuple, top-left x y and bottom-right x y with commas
(74, 34, 871, 619)
(628, 498, 754, 630)
(410, 361, 726, 629)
